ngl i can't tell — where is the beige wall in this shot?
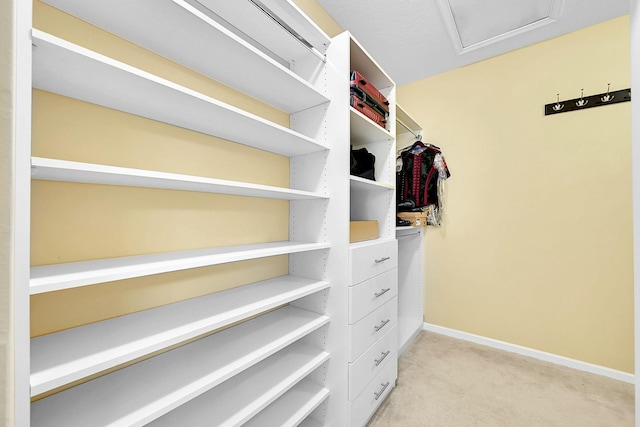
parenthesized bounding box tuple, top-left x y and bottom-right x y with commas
(398, 16, 633, 373)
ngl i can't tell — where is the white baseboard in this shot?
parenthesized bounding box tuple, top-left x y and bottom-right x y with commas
(423, 322, 634, 384)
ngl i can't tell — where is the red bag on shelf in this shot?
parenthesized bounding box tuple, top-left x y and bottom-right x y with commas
(350, 93, 387, 129)
(350, 69, 389, 113)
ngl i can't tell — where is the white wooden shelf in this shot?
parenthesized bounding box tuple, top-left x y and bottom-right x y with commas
(41, 0, 329, 113)
(31, 30, 328, 157)
(148, 342, 329, 426)
(31, 275, 329, 396)
(244, 380, 330, 427)
(31, 157, 327, 201)
(349, 237, 397, 250)
(31, 306, 330, 427)
(31, 241, 330, 294)
(299, 417, 324, 427)
(350, 108, 392, 145)
(350, 175, 394, 192)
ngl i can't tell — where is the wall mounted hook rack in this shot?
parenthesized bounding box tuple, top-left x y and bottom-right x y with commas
(545, 87, 631, 116)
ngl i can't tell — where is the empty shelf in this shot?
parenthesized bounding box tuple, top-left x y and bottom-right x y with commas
(31, 240, 330, 294)
(244, 380, 330, 427)
(32, 30, 328, 157)
(31, 157, 327, 200)
(31, 306, 330, 427)
(350, 175, 394, 192)
(31, 275, 329, 395)
(299, 417, 324, 427)
(148, 342, 329, 426)
(350, 108, 393, 145)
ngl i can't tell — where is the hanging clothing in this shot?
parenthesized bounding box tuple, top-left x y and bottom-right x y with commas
(397, 142, 450, 209)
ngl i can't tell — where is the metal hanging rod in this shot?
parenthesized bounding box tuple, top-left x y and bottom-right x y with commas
(248, 0, 327, 63)
(396, 118, 421, 140)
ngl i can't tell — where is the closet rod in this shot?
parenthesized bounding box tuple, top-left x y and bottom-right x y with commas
(396, 118, 420, 139)
(248, 0, 327, 63)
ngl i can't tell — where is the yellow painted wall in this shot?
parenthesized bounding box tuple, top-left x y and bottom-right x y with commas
(31, 2, 292, 337)
(398, 16, 633, 372)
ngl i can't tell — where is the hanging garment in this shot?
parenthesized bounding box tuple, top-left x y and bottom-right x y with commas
(397, 141, 450, 208)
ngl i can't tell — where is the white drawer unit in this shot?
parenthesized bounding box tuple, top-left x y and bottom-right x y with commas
(349, 268, 398, 324)
(350, 239, 398, 286)
(349, 325, 397, 401)
(349, 296, 398, 362)
(350, 356, 397, 427)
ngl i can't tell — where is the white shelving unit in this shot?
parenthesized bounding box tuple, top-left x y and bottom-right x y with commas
(243, 380, 331, 427)
(331, 31, 398, 426)
(41, 0, 329, 113)
(31, 276, 329, 395)
(396, 104, 425, 354)
(28, 1, 350, 426)
(31, 307, 329, 426)
(31, 30, 327, 157)
(148, 346, 330, 426)
(17, 1, 404, 425)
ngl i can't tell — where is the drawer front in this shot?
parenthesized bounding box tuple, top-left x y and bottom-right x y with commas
(349, 325, 397, 401)
(350, 240, 398, 285)
(350, 356, 398, 427)
(349, 297, 397, 361)
(349, 268, 398, 324)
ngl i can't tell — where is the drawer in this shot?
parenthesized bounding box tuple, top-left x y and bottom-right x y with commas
(350, 239, 398, 286)
(349, 268, 398, 324)
(349, 325, 397, 401)
(349, 297, 397, 361)
(350, 356, 397, 427)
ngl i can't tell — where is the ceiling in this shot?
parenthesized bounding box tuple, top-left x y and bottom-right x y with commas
(315, 0, 630, 85)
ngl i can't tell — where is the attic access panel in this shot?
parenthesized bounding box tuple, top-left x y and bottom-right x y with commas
(437, 0, 563, 53)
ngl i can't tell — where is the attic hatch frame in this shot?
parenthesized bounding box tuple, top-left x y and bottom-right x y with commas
(435, 0, 564, 55)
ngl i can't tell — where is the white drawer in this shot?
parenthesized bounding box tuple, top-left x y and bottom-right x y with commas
(350, 239, 398, 286)
(349, 297, 397, 361)
(350, 356, 397, 427)
(349, 325, 397, 401)
(349, 268, 398, 324)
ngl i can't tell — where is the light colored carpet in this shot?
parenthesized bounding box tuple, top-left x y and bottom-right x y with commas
(367, 331, 634, 427)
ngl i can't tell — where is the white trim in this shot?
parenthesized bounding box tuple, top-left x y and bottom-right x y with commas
(399, 325, 422, 356)
(435, 0, 564, 55)
(630, 0, 640, 423)
(12, 0, 33, 424)
(423, 323, 635, 384)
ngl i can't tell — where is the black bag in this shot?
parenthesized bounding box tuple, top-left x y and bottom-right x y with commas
(350, 146, 376, 181)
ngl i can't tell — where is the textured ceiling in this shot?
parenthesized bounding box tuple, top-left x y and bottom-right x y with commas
(316, 0, 630, 85)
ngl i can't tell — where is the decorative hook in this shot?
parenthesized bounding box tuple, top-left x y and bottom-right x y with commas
(552, 93, 564, 112)
(601, 83, 615, 102)
(576, 89, 588, 107)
